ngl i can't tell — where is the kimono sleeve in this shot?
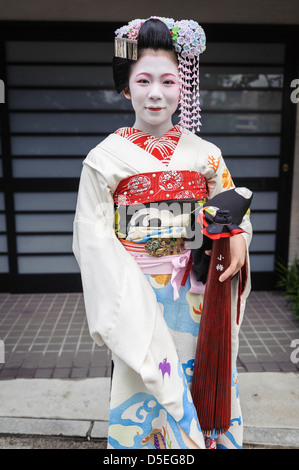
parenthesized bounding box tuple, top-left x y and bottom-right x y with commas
(72, 162, 160, 373)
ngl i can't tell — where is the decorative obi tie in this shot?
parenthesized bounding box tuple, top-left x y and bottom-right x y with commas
(119, 239, 205, 301)
(145, 237, 185, 257)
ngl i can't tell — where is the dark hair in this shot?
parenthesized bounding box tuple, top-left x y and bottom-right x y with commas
(112, 18, 177, 94)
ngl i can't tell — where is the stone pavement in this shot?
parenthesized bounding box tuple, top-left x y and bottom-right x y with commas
(0, 372, 298, 448)
(0, 290, 298, 379)
(0, 290, 299, 448)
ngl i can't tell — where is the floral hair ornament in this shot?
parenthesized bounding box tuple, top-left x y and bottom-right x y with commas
(114, 17, 206, 133)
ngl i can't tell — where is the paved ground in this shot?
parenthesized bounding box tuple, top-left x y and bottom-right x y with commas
(0, 289, 299, 450)
(1, 372, 298, 449)
(0, 290, 298, 380)
(0, 435, 107, 449)
(0, 435, 293, 449)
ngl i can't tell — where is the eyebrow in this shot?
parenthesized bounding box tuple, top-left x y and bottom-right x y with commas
(135, 72, 178, 78)
(161, 73, 177, 77)
(135, 73, 151, 78)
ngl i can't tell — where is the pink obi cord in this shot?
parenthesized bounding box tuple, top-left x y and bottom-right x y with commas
(125, 246, 206, 301)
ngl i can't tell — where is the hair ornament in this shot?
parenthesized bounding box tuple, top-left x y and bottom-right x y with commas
(114, 16, 206, 133)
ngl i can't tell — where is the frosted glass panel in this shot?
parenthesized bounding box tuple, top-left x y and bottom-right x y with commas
(0, 135, 2, 177)
(226, 158, 279, 177)
(11, 138, 103, 157)
(200, 90, 282, 111)
(0, 255, 9, 273)
(9, 42, 284, 67)
(202, 114, 281, 134)
(7, 65, 114, 87)
(250, 254, 275, 272)
(210, 136, 280, 156)
(250, 213, 277, 231)
(17, 235, 73, 253)
(203, 43, 285, 64)
(6, 41, 114, 63)
(250, 234, 276, 252)
(0, 193, 5, 211)
(0, 132, 2, 176)
(12, 158, 83, 176)
(18, 255, 79, 273)
(14, 192, 77, 211)
(10, 112, 135, 133)
(0, 214, 6, 232)
(9, 89, 131, 110)
(201, 66, 284, 88)
(15, 214, 74, 232)
(0, 235, 8, 252)
(0, 80, 4, 103)
(251, 192, 278, 210)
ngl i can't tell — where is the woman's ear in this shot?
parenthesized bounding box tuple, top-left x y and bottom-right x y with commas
(123, 87, 131, 100)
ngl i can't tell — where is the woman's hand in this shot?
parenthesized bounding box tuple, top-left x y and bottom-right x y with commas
(205, 233, 246, 282)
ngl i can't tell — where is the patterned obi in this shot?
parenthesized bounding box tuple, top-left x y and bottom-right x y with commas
(113, 170, 207, 206)
(113, 170, 208, 300)
(113, 170, 207, 242)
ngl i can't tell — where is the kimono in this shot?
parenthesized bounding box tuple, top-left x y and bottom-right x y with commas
(72, 125, 252, 450)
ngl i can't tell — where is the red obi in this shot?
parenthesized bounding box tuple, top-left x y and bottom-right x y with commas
(113, 170, 207, 205)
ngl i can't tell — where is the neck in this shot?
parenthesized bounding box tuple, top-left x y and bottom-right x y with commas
(132, 118, 174, 139)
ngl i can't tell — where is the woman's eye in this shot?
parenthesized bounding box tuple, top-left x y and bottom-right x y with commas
(163, 80, 175, 85)
(137, 79, 149, 84)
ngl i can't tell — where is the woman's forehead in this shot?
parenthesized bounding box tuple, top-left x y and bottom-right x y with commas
(131, 52, 179, 76)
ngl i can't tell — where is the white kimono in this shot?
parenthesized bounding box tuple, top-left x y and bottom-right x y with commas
(72, 129, 252, 450)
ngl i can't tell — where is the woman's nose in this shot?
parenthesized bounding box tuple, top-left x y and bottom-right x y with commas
(148, 83, 163, 100)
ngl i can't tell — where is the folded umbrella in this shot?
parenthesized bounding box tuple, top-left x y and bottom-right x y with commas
(191, 188, 253, 438)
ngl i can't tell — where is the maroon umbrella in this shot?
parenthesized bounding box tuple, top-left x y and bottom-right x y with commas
(191, 189, 252, 437)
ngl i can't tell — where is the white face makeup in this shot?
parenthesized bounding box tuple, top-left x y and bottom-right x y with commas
(124, 52, 180, 138)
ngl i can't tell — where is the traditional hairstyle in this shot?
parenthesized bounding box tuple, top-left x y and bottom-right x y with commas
(112, 19, 175, 94)
(113, 16, 206, 133)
